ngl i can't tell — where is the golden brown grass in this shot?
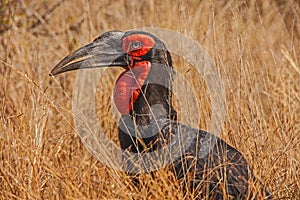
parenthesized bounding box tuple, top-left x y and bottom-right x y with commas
(0, 0, 299, 199)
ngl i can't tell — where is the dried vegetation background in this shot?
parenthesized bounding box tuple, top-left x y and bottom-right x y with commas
(0, 0, 299, 199)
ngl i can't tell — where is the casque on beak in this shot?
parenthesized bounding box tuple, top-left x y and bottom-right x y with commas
(50, 31, 129, 76)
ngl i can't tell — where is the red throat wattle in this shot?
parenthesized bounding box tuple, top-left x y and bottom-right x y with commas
(113, 61, 151, 115)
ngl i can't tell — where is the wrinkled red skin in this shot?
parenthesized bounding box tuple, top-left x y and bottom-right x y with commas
(113, 61, 151, 115)
(114, 34, 155, 115)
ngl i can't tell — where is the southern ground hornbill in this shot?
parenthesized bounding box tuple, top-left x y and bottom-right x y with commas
(51, 30, 272, 199)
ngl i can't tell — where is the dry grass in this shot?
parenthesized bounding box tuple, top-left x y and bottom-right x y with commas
(0, 0, 299, 199)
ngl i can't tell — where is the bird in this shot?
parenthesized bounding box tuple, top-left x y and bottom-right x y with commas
(51, 30, 272, 199)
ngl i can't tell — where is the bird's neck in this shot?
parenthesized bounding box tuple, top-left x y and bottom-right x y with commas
(131, 82, 177, 127)
(114, 60, 177, 127)
(113, 61, 151, 115)
(116, 55, 177, 152)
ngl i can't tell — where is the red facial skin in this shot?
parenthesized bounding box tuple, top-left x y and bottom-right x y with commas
(113, 34, 155, 115)
(121, 34, 155, 58)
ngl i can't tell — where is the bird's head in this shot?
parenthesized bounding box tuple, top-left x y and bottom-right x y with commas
(51, 30, 174, 115)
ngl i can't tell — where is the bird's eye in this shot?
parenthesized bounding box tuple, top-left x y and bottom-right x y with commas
(131, 41, 141, 49)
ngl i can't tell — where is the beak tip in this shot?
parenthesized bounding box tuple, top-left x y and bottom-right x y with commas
(50, 65, 65, 76)
(49, 69, 57, 76)
(49, 66, 62, 76)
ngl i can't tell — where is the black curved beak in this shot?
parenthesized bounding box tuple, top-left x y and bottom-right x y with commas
(50, 31, 129, 76)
